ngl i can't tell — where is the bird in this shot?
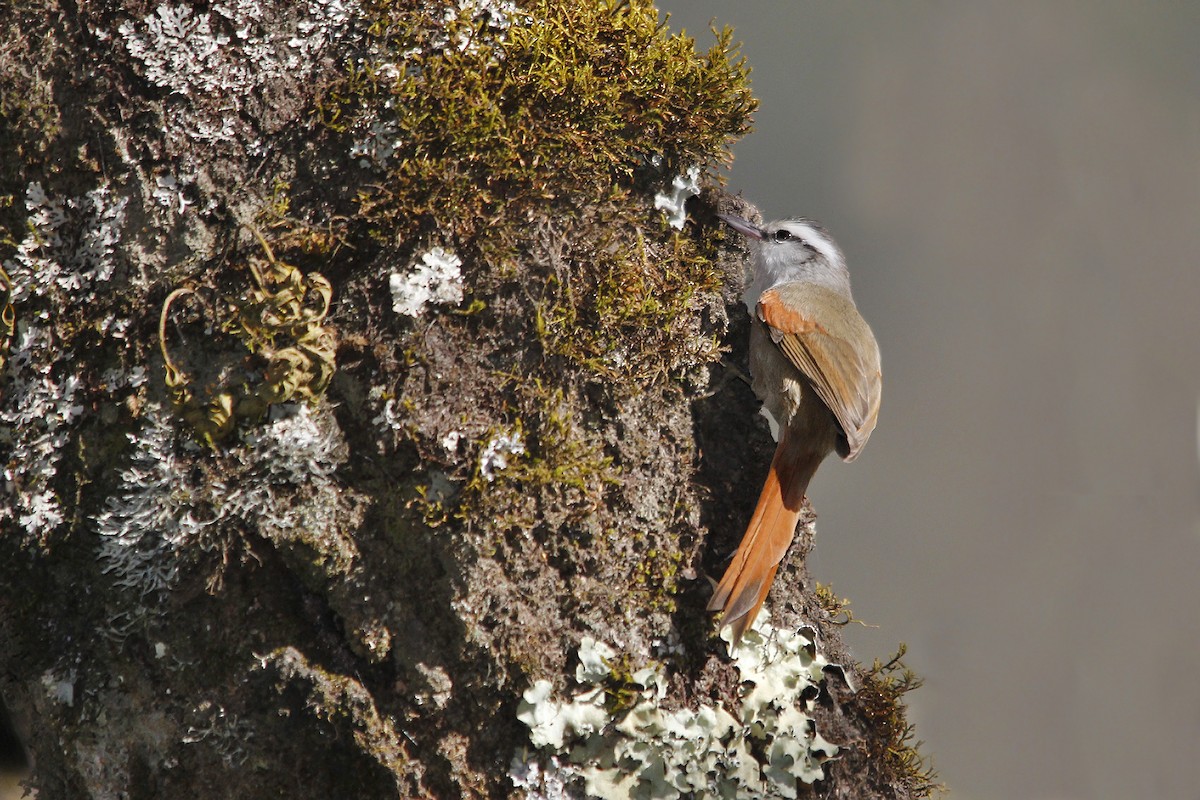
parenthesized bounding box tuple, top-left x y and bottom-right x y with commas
(708, 212, 881, 643)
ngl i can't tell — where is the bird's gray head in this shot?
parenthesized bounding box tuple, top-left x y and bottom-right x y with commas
(719, 213, 852, 297)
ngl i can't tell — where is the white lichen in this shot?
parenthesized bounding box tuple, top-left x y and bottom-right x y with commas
(513, 613, 842, 799)
(119, 0, 356, 94)
(5, 181, 128, 303)
(153, 173, 195, 215)
(182, 700, 252, 766)
(119, 5, 233, 97)
(1, 325, 83, 538)
(654, 166, 702, 230)
(510, 754, 576, 800)
(436, 0, 530, 56)
(115, 0, 358, 146)
(441, 430, 463, 455)
(0, 181, 126, 540)
(369, 386, 403, 434)
(389, 246, 464, 317)
(96, 403, 347, 626)
(349, 111, 403, 167)
(240, 402, 343, 484)
(40, 668, 77, 707)
(95, 405, 196, 598)
(480, 431, 524, 481)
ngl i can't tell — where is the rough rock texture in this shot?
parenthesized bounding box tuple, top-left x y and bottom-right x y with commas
(0, 1, 932, 797)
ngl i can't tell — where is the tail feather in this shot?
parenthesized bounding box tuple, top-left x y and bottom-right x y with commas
(708, 430, 820, 642)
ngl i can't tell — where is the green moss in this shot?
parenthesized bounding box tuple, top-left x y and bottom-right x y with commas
(629, 536, 685, 613)
(253, 184, 348, 260)
(321, 0, 752, 250)
(501, 387, 614, 492)
(534, 223, 726, 383)
(462, 384, 618, 541)
(857, 644, 942, 797)
(597, 650, 652, 716)
(319, 0, 752, 384)
(814, 581, 862, 627)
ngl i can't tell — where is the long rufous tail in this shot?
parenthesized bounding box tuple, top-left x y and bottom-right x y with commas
(708, 429, 823, 643)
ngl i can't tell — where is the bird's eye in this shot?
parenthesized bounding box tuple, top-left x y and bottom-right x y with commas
(773, 229, 793, 242)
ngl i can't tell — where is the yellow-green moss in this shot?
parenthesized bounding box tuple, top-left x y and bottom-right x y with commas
(597, 650, 652, 716)
(319, 0, 753, 384)
(858, 644, 942, 797)
(629, 536, 685, 613)
(320, 0, 753, 251)
(462, 384, 618, 538)
(534, 224, 726, 383)
(814, 581, 862, 627)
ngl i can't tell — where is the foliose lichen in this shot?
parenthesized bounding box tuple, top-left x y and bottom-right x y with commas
(514, 615, 844, 799)
(115, 0, 359, 147)
(479, 430, 525, 481)
(388, 245, 464, 317)
(655, 166, 703, 230)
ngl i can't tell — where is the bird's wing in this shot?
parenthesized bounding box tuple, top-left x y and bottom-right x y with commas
(757, 283, 882, 460)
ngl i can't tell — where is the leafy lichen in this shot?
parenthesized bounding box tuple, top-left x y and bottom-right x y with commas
(514, 615, 844, 799)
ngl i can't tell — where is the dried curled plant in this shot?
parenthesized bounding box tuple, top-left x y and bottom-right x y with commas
(158, 227, 336, 444)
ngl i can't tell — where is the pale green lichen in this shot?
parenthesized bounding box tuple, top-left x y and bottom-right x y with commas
(513, 614, 842, 799)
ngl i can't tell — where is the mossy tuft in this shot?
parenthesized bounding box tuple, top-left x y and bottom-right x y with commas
(321, 0, 753, 253)
(857, 644, 943, 797)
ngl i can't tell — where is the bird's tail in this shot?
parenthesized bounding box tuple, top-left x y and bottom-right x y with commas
(707, 430, 821, 644)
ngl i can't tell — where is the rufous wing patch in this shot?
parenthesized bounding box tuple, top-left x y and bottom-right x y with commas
(755, 287, 880, 460)
(757, 290, 825, 336)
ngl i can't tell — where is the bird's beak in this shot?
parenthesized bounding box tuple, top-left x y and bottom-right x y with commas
(717, 213, 765, 241)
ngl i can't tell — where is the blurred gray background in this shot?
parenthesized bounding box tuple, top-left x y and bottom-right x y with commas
(660, 2, 1200, 799)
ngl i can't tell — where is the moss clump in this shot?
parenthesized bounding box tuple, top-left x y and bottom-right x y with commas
(814, 581, 861, 627)
(533, 221, 727, 383)
(629, 536, 686, 613)
(490, 385, 615, 497)
(857, 644, 942, 797)
(461, 384, 619, 545)
(320, 0, 753, 383)
(321, 0, 753, 252)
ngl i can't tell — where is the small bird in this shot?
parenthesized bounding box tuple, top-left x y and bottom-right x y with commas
(708, 213, 882, 643)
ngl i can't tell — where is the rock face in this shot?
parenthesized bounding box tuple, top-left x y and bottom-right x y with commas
(0, 1, 931, 797)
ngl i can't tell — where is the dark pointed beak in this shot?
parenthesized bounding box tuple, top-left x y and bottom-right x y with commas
(717, 213, 765, 241)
